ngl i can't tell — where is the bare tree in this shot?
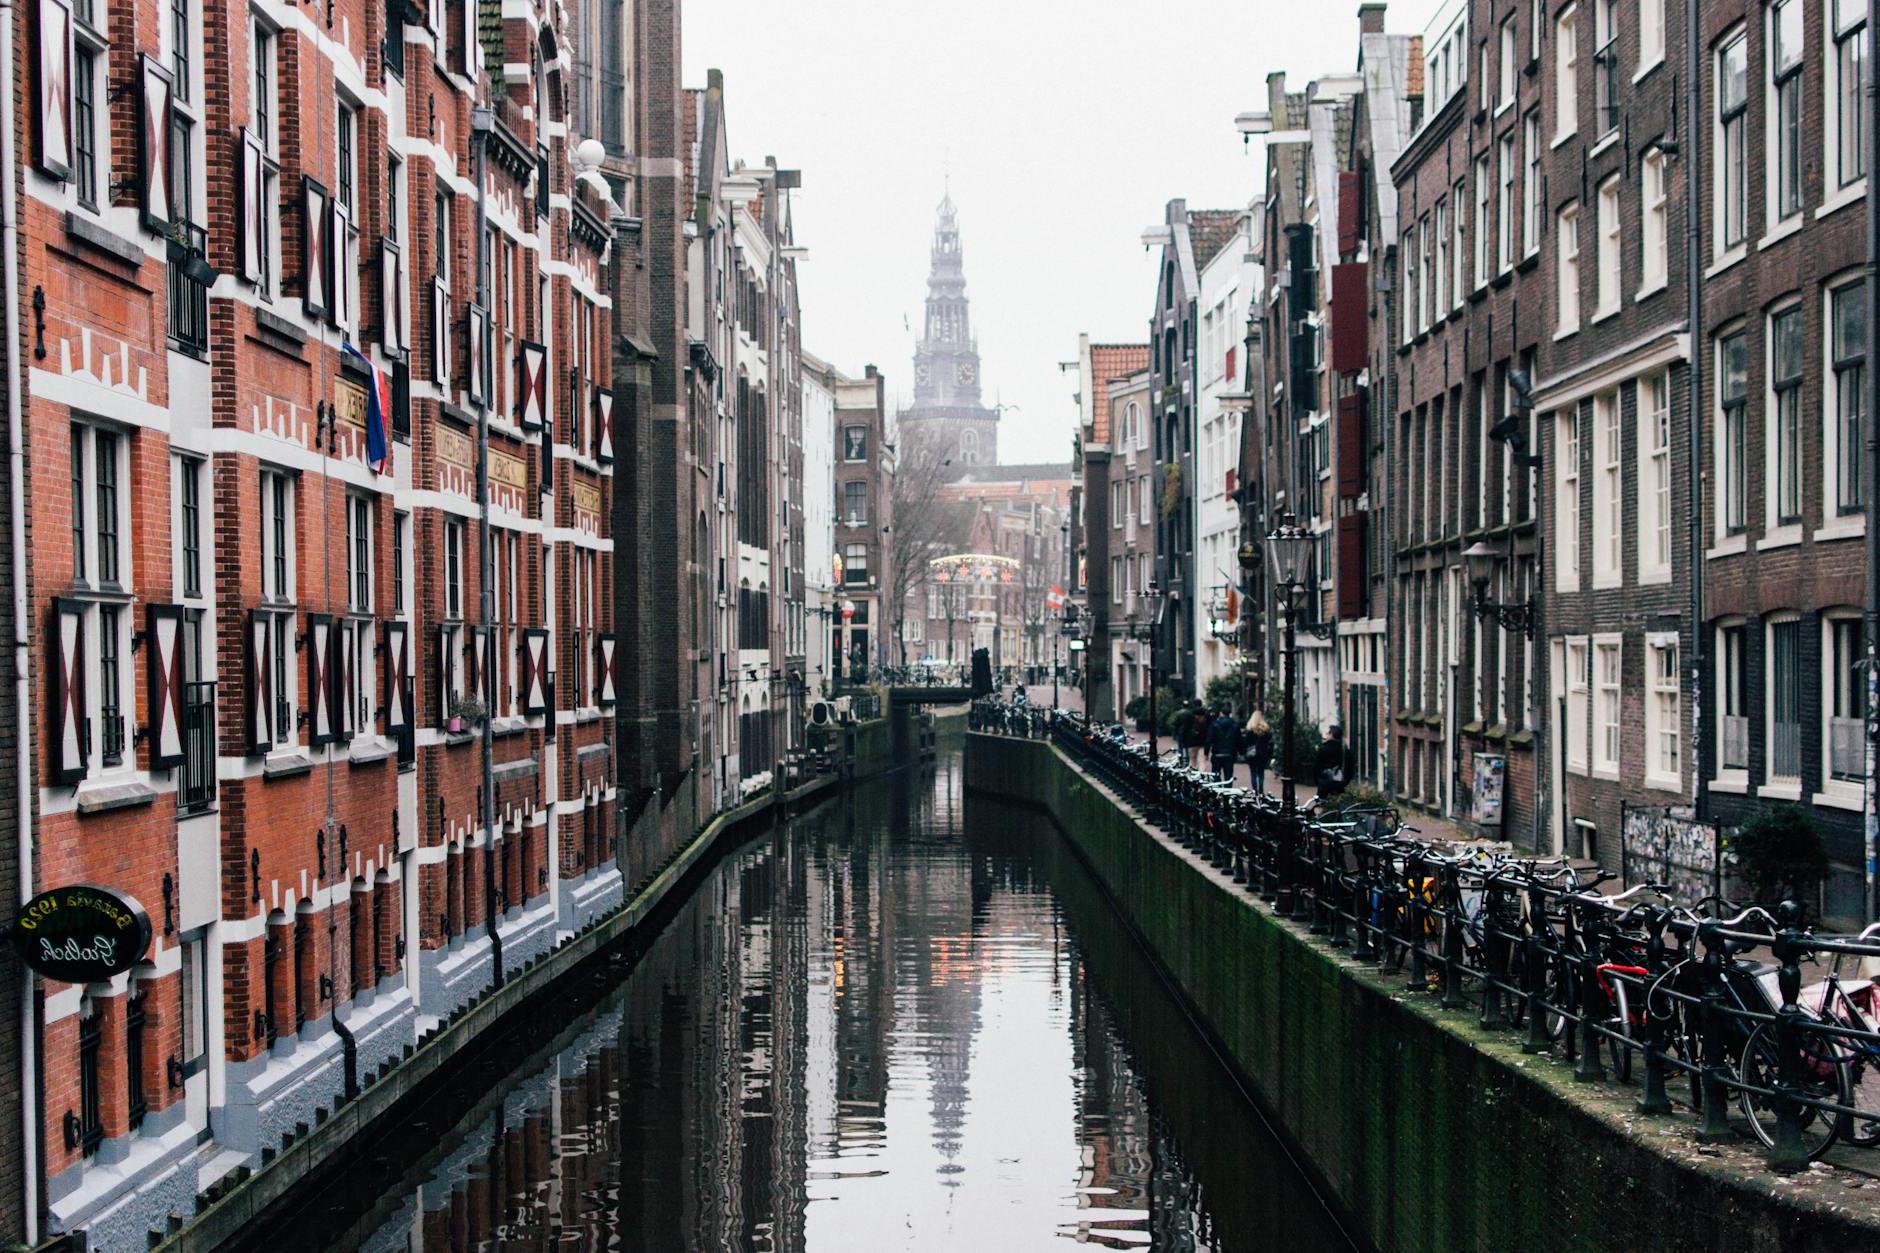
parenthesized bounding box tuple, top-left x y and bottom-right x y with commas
(887, 434, 974, 665)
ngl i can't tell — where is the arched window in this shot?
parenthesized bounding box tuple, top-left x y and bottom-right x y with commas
(962, 429, 980, 464)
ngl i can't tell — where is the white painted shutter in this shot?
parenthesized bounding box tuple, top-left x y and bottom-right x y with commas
(307, 613, 334, 746)
(239, 129, 265, 285)
(521, 628, 549, 715)
(302, 179, 329, 320)
(594, 387, 614, 464)
(33, 0, 72, 180)
(145, 604, 186, 769)
(517, 340, 546, 430)
(431, 278, 450, 385)
(50, 599, 87, 784)
(138, 55, 173, 233)
(246, 608, 274, 754)
(380, 239, 403, 353)
(595, 634, 617, 708)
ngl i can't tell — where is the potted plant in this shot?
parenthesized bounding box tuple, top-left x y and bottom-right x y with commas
(447, 694, 487, 734)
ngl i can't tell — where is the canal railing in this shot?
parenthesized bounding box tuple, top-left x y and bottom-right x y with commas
(969, 705, 1880, 1173)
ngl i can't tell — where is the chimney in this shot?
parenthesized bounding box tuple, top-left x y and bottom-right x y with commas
(1358, 3, 1386, 35)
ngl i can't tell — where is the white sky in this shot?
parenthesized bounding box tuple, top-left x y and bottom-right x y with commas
(681, 0, 1447, 465)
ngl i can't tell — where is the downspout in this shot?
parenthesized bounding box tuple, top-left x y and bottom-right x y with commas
(471, 106, 502, 989)
(1865, 0, 1878, 918)
(1, 0, 39, 1233)
(1687, 0, 1708, 829)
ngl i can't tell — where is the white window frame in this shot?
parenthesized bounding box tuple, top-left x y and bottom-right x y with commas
(1591, 390, 1621, 588)
(1638, 0, 1666, 76)
(250, 12, 282, 300)
(1594, 175, 1621, 319)
(1555, 406, 1581, 591)
(258, 466, 299, 752)
(1764, 612, 1804, 796)
(1565, 636, 1590, 774)
(443, 518, 464, 620)
(69, 423, 135, 778)
(1826, 0, 1870, 198)
(1644, 632, 1681, 793)
(1637, 372, 1673, 583)
(1819, 611, 1866, 807)
(1767, 0, 1805, 231)
(1639, 148, 1668, 296)
(1766, 300, 1804, 535)
(345, 493, 374, 614)
(1716, 27, 1749, 257)
(70, 0, 109, 214)
(1591, 633, 1622, 780)
(1473, 157, 1491, 290)
(1555, 203, 1581, 335)
(1497, 133, 1515, 274)
(1452, 178, 1468, 308)
(1498, 15, 1517, 112)
(1824, 277, 1870, 531)
(1554, 4, 1579, 144)
(1434, 198, 1450, 314)
(1716, 327, 1749, 541)
(1592, 0, 1618, 138)
(1522, 111, 1542, 257)
(1714, 617, 1750, 787)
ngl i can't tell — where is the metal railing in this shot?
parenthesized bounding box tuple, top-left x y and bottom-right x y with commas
(970, 709, 1880, 1173)
(179, 681, 216, 813)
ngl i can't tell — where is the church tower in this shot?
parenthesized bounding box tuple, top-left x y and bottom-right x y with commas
(900, 195, 998, 470)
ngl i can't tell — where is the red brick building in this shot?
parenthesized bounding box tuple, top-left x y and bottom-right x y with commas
(11, 0, 621, 1237)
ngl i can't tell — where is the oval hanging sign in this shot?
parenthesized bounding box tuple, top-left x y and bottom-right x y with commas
(13, 885, 152, 983)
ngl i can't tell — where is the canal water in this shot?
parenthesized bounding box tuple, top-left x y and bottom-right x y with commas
(258, 748, 1354, 1252)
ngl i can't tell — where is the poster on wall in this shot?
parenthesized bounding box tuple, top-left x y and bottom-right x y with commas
(1471, 753, 1504, 827)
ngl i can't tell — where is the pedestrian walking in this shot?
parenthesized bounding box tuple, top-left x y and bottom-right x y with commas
(1242, 711, 1273, 794)
(1182, 702, 1209, 768)
(1314, 723, 1352, 800)
(1207, 708, 1240, 780)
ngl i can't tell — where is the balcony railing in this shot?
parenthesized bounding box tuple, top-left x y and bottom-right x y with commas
(167, 221, 210, 356)
(1721, 714, 1749, 771)
(179, 681, 216, 813)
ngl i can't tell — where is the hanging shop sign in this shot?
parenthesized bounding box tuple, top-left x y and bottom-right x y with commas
(12, 884, 152, 983)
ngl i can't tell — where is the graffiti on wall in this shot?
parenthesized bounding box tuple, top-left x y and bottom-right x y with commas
(1621, 805, 1721, 904)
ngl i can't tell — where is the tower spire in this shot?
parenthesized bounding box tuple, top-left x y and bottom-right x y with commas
(901, 189, 999, 470)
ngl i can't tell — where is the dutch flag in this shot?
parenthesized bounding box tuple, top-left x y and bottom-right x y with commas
(341, 342, 393, 475)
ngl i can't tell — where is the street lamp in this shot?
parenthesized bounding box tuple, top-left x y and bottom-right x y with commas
(1267, 513, 1312, 811)
(1462, 541, 1536, 637)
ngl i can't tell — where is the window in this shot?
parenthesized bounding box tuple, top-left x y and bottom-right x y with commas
(1556, 406, 1580, 590)
(1590, 177, 1621, 318)
(1638, 373, 1672, 580)
(1111, 480, 1125, 528)
(1827, 614, 1866, 784)
(1592, 391, 1621, 585)
(1529, 0, 1543, 61)
(177, 455, 203, 599)
(1418, 215, 1432, 331)
(444, 519, 464, 618)
(1718, 30, 1748, 250)
(1497, 133, 1514, 274)
(346, 494, 373, 612)
(336, 98, 356, 210)
(167, 0, 198, 226)
(73, 20, 101, 209)
(1592, 637, 1621, 776)
(392, 511, 407, 615)
(843, 542, 868, 585)
(1452, 179, 1467, 308)
(1770, 305, 1803, 526)
(1565, 637, 1590, 772)
(1640, 0, 1665, 69)
(1555, 203, 1580, 333)
(1111, 556, 1122, 603)
(1832, 0, 1869, 190)
(1719, 331, 1748, 534)
(1645, 634, 1680, 790)
(1593, 0, 1618, 136)
(1401, 231, 1416, 344)
(1768, 616, 1803, 782)
(1640, 148, 1668, 292)
(1499, 16, 1516, 109)
(1718, 621, 1750, 772)
(843, 481, 867, 527)
(251, 18, 279, 297)
(1522, 112, 1542, 257)
(1473, 157, 1491, 289)
(1434, 200, 1449, 315)
(842, 425, 867, 461)
(1831, 281, 1868, 516)
(260, 468, 296, 747)
(1555, 4, 1578, 142)
(1770, 0, 1803, 223)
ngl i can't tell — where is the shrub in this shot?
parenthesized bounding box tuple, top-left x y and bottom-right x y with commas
(1731, 804, 1830, 916)
(1204, 675, 1243, 713)
(1317, 781, 1390, 820)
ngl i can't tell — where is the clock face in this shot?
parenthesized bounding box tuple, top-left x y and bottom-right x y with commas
(956, 361, 976, 385)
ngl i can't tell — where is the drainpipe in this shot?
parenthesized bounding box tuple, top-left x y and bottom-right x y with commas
(1, 0, 39, 1234)
(1865, 0, 1878, 919)
(1687, 0, 1708, 832)
(471, 106, 502, 988)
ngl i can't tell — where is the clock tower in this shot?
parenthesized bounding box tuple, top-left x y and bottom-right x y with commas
(900, 194, 999, 472)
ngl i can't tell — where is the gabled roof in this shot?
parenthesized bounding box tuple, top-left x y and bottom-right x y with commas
(1088, 344, 1150, 445)
(1188, 211, 1242, 272)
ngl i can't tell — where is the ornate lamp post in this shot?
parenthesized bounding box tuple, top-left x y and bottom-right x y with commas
(1461, 541, 1537, 637)
(1267, 514, 1313, 916)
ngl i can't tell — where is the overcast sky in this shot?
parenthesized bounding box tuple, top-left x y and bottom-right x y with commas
(681, 0, 1446, 465)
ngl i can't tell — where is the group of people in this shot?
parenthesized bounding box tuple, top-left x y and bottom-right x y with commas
(1175, 702, 1352, 799)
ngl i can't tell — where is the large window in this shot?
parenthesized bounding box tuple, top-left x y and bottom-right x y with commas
(1565, 638, 1590, 773)
(1638, 373, 1672, 581)
(1831, 280, 1868, 517)
(1452, 179, 1467, 308)
(1832, 0, 1869, 190)
(345, 495, 373, 613)
(444, 519, 464, 619)
(1592, 636, 1621, 777)
(1592, 391, 1621, 586)
(1640, 0, 1665, 70)
(1770, 305, 1803, 526)
(843, 542, 869, 585)
(1556, 406, 1581, 591)
(1827, 614, 1866, 785)
(1555, 204, 1580, 334)
(1768, 616, 1803, 783)
(1718, 30, 1749, 251)
(1497, 133, 1514, 274)
(1719, 331, 1748, 535)
(1645, 634, 1680, 791)
(1595, 176, 1621, 317)
(1555, 4, 1579, 142)
(1770, 0, 1804, 223)
(1473, 157, 1490, 290)
(1434, 199, 1449, 314)
(843, 481, 868, 527)
(1593, 0, 1618, 136)
(1640, 148, 1668, 292)
(1499, 15, 1516, 110)
(73, 3, 104, 210)
(260, 468, 296, 747)
(251, 16, 279, 298)
(1718, 621, 1750, 773)
(1522, 111, 1542, 257)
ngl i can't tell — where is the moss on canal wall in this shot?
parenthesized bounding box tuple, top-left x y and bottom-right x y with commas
(965, 733, 1880, 1253)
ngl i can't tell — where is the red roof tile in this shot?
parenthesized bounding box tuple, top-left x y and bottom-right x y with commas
(1087, 343, 1150, 444)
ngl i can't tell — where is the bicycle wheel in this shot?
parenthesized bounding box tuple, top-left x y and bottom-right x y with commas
(1737, 1021, 1851, 1161)
(1663, 1006, 1707, 1112)
(1843, 1056, 1880, 1147)
(1542, 948, 1579, 1044)
(1604, 982, 1634, 1083)
(1504, 944, 1530, 1028)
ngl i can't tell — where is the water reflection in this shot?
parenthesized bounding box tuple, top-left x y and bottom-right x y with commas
(276, 751, 1353, 1252)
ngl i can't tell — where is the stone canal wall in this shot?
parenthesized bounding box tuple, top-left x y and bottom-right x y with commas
(964, 733, 1880, 1253)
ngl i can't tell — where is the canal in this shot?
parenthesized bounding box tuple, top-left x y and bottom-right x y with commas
(252, 747, 1354, 1251)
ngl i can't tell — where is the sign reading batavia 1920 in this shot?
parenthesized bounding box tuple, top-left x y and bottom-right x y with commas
(12, 885, 152, 983)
